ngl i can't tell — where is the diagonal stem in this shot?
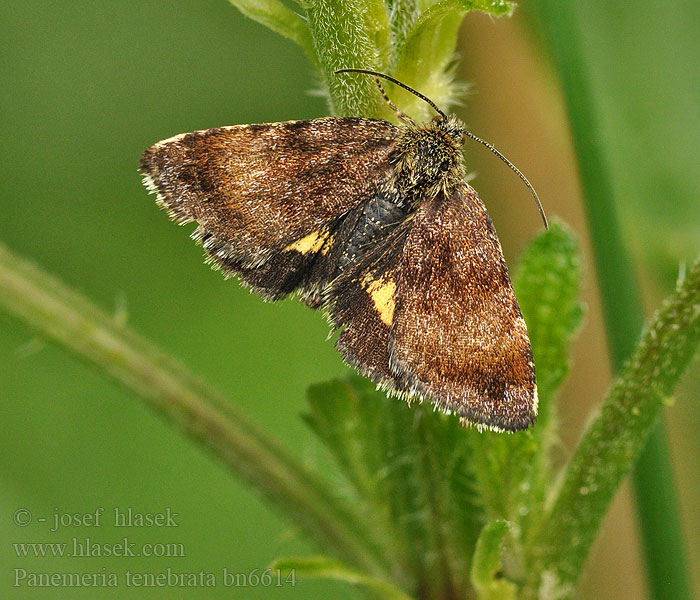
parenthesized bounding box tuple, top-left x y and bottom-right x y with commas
(525, 254, 700, 597)
(526, 4, 693, 598)
(0, 242, 391, 579)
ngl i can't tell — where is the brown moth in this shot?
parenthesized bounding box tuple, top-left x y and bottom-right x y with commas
(140, 69, 547, 432)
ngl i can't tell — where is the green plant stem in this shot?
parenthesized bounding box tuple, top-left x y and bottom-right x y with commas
(471, 520, 517, 600)
(525, 254, 700, 598)
(632, 425, 692, 600)
(0, 242, 391, 579)
(305, 0, 391, 118)
(526, 5, 692, 599)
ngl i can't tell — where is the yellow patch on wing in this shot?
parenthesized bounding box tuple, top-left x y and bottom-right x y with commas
(362, 274, 396, 327)
(284, 229, 329, 255)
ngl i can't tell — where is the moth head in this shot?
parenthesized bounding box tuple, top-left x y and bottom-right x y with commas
(389, 116, 466, 200)
(334, 69, 547, 227)
(431, 114, 468, 148)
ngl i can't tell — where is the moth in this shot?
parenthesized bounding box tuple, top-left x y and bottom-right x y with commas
(140, 69, 547, 432)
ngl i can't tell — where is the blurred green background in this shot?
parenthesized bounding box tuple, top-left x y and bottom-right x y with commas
(1, 1, 698, 599)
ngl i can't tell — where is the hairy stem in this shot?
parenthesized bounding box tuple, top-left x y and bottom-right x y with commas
(525, 3, 692, 598)
(0, 242, 391, 578)
(525, 255, 700, 598)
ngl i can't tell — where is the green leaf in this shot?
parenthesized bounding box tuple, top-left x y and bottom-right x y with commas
(304, 379, 388, 505)
(515, 220, 583, 553)
(514, 220, 584, 430)
(393, 0, 514, 120)
(226, 0, 316, 64)
(305, 376, 483, 598)
(468, 222, 583, 575)
(271, 555, 416, 600)
(524, 254, 700, 598)
(470, 520, 517, 600)
(305, 377, 423, 590)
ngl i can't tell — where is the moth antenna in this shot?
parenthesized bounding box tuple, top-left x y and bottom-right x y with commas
(464, 131, 549, 230)
(372, 76, 416, 126)
(335, 68, 548, 229)
(335, 68, 447, 120)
